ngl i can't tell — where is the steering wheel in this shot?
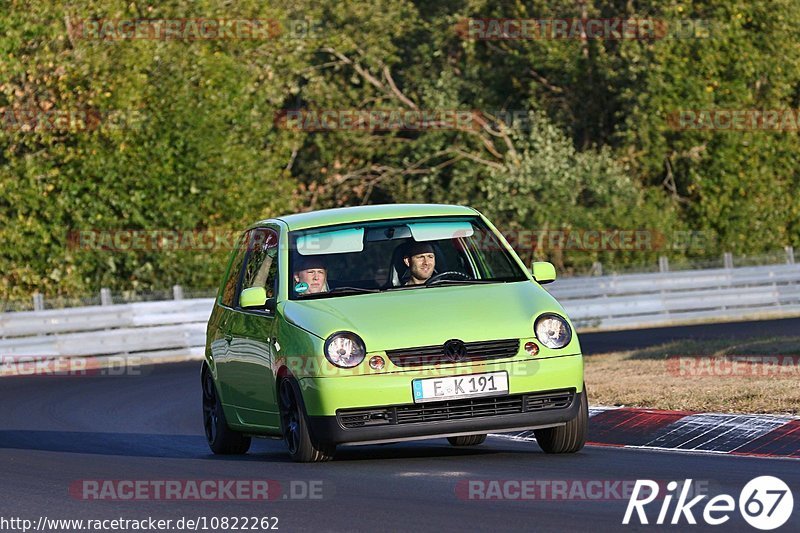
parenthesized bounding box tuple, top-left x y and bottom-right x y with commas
(425, 271, 472, 286)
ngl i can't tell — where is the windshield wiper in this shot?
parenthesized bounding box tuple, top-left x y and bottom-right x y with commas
(385, 284, 426, 291)
(426, 279, 497, 286)
(386, 279, 497, 290)
(300, 286, 380, 299)
(329, 286, 380, 294)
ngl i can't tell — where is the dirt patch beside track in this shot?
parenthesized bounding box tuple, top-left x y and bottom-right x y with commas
(585, 336, 800, 415)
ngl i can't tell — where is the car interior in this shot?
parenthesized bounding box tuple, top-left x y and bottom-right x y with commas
(290, 237, 480, 295)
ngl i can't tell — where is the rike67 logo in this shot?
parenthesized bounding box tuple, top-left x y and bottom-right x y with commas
(623, 476, 793, 530)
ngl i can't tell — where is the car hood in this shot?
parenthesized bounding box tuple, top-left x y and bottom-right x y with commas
(281, 281, 570, 352)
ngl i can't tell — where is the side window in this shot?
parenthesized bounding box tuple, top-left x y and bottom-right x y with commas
(241, 228, 280, 300)
(221, 231, 249, 307)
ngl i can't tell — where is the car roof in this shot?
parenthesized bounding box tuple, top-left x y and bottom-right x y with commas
(255, 203, 479, 231)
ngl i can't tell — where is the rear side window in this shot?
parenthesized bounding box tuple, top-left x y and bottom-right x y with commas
(220, 231, 249, 307)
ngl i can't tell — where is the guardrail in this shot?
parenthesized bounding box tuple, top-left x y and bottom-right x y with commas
(0, 298, 213, 359)
(548, 263, 800, 330)
(1, 263, 799, 360)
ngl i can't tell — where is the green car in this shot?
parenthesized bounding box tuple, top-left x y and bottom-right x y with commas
(202, 204, 587, 462)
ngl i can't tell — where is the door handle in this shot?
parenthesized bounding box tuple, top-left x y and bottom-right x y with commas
(269, 337, 280, 352)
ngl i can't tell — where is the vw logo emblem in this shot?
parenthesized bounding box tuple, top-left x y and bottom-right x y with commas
(443, 339, 467, 362)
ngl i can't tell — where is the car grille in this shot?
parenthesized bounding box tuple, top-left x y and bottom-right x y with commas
(337, 389, 575, 429)
(385, 338, 520, 367)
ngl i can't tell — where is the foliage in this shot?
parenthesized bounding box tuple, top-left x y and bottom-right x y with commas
(1, 0, 798, 302)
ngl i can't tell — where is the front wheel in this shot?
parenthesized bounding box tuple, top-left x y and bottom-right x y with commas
(202, 368, 251, 455)
(278, 379, 335, 462)
(533, 387, 588, 454)
(447, 434, 487, 446)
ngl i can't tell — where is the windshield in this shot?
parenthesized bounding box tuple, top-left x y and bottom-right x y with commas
(288, 216, 528, 300)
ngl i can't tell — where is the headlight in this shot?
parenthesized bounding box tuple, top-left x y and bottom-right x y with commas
(324, 331, 366, 368)
(534, 314, 572, 349)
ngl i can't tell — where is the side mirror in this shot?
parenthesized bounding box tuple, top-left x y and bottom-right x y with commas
(240, 287, 278, 312)
(240, 287, 267, 308)
(531, 261, 556, 284)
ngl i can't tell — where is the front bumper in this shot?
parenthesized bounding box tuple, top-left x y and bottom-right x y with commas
(297, 354, 583, 445)
(297, 354, 583, 415)
(307, 388, 582, 445)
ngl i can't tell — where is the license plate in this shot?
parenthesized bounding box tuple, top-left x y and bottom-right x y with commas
(412, 371, 509, 403)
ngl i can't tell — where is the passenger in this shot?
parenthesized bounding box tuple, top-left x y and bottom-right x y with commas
(293, 256, 329, 294)
(403, 242, 436, 286)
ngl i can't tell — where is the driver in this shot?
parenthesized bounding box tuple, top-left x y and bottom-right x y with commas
(403, 242, 436, 286)
(293, 256, 329, 294)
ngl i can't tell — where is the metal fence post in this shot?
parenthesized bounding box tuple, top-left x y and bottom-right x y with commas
(591, 261, 603, 276)
(173, 284, 184, 300)
(723, 252, 733, 269)
(786, 246, 795, 264)
(32, 293, 44, 311)
(100, 287, 112, 306)
(658, 256, 669, 273)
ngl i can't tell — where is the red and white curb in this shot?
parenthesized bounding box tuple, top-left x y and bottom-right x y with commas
(493, 407, 800, 459)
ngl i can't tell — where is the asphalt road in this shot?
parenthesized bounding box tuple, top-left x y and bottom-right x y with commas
(580, 316, 800, 354)
(1, 321, 799, 532)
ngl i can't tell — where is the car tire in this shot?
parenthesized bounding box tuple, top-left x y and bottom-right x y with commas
(202, 368, 251, 455)
(447, 434, 487, 446)
(533, 386, 588, 454)
(279, 378, 335, 463)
